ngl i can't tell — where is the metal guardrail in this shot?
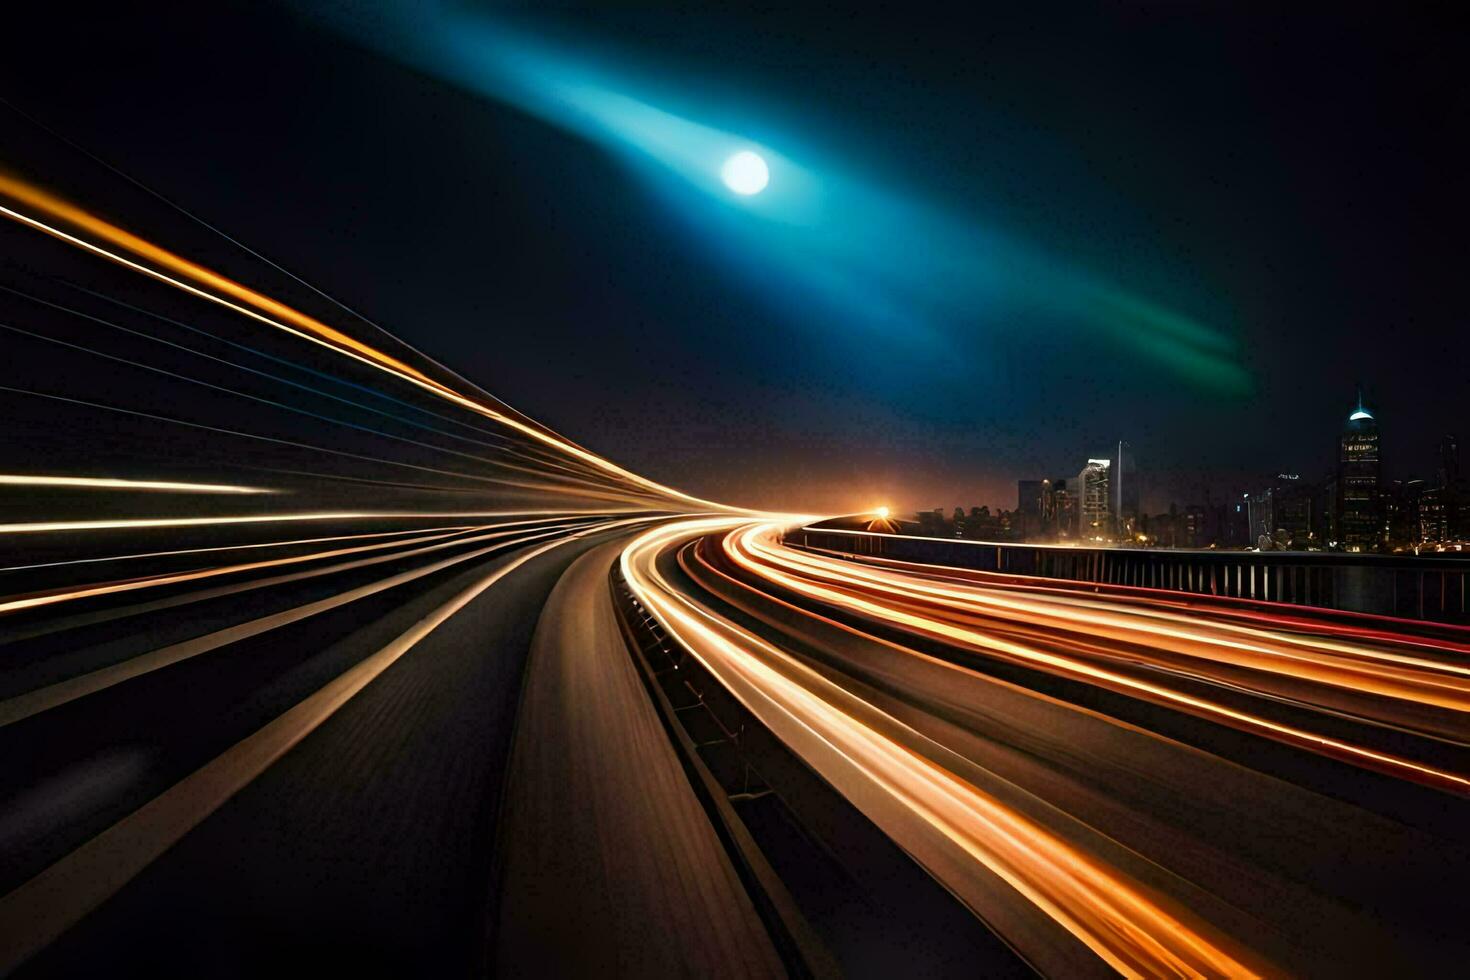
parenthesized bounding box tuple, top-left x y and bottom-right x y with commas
(609, 563, 839, 979)
(610, 547, 1041, 977)
(795, 527, 1470, 624)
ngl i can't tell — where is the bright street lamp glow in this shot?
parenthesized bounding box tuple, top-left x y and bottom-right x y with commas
(721, 150, 769, 195)
(875, 506, 890, 519)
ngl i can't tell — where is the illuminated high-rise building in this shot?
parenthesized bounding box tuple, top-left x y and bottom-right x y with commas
(1336, 389, 1382, 552)
(1384, 478, 1425, 549)
(1432, 434, 1467, 544)
(1077, 458, 1112, 540)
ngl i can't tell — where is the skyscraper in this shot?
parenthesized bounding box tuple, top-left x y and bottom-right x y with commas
(1384, 478, 1425, 550)
(1337, 389, 1382, 552)
(1113, 441, 1139, 532)
(1017, 480, 1046, 517)
(1052, 479, 1077, 539)
(1077, 458, 1112, 540)
(1433, 434, 1466, 544)
(1016, 479, 1048, 540)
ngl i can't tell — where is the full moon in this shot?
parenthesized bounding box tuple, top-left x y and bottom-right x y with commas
(721, 150, 769, 195)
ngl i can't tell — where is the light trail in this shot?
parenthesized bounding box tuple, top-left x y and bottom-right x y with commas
(0, 172, 729, 512)
(0, 319, 642, 502)
(0, 508, 629, 535)
(0, 518, 594, 727)
(0, 515, 655, 975)
(0, 94, 529, 441)
(809, 537, 1470, 658)
(749, 532, 1470, 710)
(53, 281, 617, 484)
(0, 523, 498, 616)
(0, 474, 273, 494)
(0, 524, 478, 573)
(0, 383, 661, 507)
(621, 518, 1266, 977)
(823, 542, 1470, 663)
(46, 281, 522, 454)
(723, 524, 1470, 791)
(0, 174, 439, 386)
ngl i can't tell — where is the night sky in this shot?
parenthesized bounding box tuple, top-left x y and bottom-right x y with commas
(2, 3, 1464, 514)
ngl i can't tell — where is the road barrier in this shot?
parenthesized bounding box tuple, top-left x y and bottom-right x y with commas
(795, 527, 1470, 624)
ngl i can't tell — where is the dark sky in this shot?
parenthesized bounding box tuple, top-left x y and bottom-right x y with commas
(2, 2, 1464, 514)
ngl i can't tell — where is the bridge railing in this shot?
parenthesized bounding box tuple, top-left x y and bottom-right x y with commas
(792, 527, 1470, 625)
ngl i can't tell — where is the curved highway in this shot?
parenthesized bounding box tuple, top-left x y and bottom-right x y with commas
(0, 168, 774, 976)
(623, 518, 1470, 977)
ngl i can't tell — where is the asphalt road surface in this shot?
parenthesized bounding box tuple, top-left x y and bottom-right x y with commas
(622, 519, 1470, 977)
(5, 514, 1469, 977)
(0, 516, 726, 977)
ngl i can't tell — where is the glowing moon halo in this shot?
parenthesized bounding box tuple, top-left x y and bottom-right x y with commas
(721, 150, 769, 195)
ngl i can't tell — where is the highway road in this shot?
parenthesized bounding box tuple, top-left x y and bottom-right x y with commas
(494, 539, 782, 977)
(622, 518, 1470, 977)
(6, 512, 1467, 976)
(0, 164, 790, 976)
(0, 517, 654, 975)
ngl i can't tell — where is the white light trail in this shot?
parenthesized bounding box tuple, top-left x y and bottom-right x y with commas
(0, 509, 631, 535)
(0, 474, 273, 494)
(621, 518, 1265, 978)
(0, 175, 734, 513)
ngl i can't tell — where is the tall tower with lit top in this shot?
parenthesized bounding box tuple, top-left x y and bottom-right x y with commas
(1337, 387, 1381, 552)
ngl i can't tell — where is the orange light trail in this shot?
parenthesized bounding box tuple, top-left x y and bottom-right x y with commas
(0, 517, 604, 728)
(621, 518, 1267, 978)
(721, 523, 1470, 792)
(0, 524, 479, 573)
(743, 531, 1470, 712)
(810, 536, 1470, 661)
(0, 515, 659, 974)
(0, 523, 513, 616)
(0, 508, 631, 535)
(0, 171, 730, 512)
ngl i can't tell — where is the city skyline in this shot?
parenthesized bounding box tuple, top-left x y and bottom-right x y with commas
(895, 386, 1467, 554)
(916, 387, 1457, 513)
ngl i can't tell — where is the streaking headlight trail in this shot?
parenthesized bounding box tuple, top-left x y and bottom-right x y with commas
(621, 518, 1266, 978)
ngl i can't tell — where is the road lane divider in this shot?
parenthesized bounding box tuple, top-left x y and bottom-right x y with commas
(0, 520, 589, 728)
(0, 517, 651, 974)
